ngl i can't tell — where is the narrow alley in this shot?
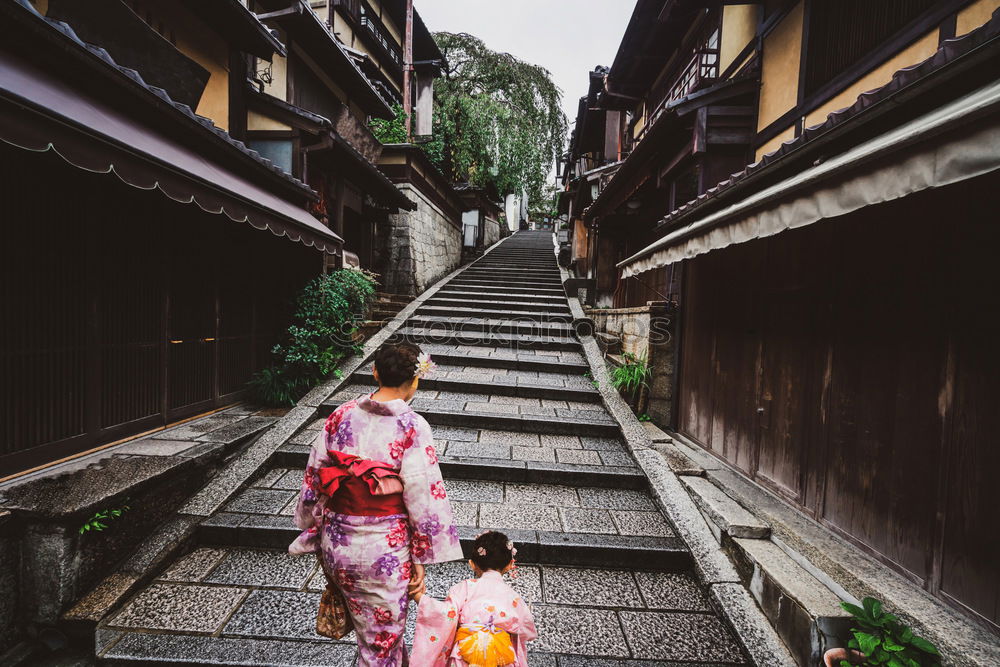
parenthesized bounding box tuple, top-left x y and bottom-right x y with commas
(94, 232, 749, 665)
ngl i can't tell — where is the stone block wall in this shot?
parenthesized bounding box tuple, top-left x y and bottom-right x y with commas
(382, 184, 462, 296)
(586, 302, 675, 425)
(0, 512, 18, 653)
(483, 214, 501, 248)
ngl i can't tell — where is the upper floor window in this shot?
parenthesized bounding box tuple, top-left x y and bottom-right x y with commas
(803, 0, 939, 97)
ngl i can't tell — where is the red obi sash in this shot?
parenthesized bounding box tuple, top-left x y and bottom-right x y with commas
(318, 451, 406, 516)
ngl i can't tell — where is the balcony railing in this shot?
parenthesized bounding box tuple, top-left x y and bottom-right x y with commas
(359, 3, 401, 67)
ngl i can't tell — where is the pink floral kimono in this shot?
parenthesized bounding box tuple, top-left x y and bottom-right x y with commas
(291, 394, 463, 667)
(410, 570, 537, 667)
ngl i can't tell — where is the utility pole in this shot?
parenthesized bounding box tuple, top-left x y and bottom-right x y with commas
(402, 0, 414, 141)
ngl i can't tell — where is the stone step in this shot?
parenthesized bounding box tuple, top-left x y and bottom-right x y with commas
(459, 272, 561, 282)
(403, 315, 576, 338)
(423, 297, 571, 314)
(277, 415, 635, 476)
(434, 289, 566, 304)
(350, 369, 598, 402)
(95, 552, 757, 666)
(414, 347, 590, 375)
(395, 327, 582, 352)
(415, 305, 572, 320)
(727, 537, 852, 666)
(447, 279, 565, 290)
(196, 476, 689, 571)
(447, 280, 565, 293)
(681, 475, 771, 541)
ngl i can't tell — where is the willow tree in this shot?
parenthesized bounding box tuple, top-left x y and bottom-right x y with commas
(431, 32, 567, 207)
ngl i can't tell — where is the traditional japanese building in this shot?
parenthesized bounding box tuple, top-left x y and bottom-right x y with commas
(0, 0, 347, 474)
(579, 0, 1000, 643)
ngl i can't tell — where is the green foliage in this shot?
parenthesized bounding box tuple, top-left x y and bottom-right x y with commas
(369, 105, 445, 168)
(611, 353, 651, 397)
(638, 413, 652, 422)
(839, 597, 942, 667)
(369, 105, 408, 144)
(432, 32, 567, 207)
(251, 270, 376, 406)
(80, 501, 130, 534)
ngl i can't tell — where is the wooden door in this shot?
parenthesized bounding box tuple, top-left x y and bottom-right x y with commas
(166, 245, 217, 415)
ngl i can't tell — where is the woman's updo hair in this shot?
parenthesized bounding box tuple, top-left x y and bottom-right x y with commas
(373, 342, 422, 388)
(470, 531, 514, 572)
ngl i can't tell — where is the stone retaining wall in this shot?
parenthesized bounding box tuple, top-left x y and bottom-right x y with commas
(382, 183, 462, 296)
(586, 302, 675, 425)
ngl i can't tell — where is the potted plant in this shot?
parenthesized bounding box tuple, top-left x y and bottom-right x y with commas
(824, 597, 942, 667)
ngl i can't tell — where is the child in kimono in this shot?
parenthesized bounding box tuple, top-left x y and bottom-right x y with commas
(410, 531, 537, 667)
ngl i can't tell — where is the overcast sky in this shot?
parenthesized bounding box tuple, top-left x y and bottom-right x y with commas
(415, 0, 636, 142)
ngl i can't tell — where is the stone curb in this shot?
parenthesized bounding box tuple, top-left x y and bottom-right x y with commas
(559, 259, 796, 667)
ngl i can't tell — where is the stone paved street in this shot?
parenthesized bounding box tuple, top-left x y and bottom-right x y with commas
(96, 232, 749, 665)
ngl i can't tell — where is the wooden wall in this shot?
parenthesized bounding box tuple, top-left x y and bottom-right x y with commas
(0, 143, 320, 475)
(677, 171, 1000, 628)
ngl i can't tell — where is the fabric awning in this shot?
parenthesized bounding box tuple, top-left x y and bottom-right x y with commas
(620, 79, 1000, 277)
(0, 49, 343, 254)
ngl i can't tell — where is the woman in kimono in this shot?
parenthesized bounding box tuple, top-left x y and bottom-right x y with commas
(410, 531, 537, 667)
(290, 342, 463, 666)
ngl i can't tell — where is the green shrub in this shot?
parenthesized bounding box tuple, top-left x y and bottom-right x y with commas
(250, 269, 376, 406)
(839, 597, 942, 667)
(611, 352, 651, 398)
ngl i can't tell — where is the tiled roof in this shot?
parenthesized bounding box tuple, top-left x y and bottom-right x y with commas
(656, 7, 1000, 231)
(13, 0, 315, 196)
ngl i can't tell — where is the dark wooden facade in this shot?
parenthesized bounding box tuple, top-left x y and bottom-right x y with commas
(0, 144, 319, 475)
(676, 172, 1000, 628)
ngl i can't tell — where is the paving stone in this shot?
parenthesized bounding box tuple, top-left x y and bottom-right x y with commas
(542, 567, 643, 607)
(477, 429, 539, 446)
(520, 406, 558, 417)
(613, 511, 675, 537)
(223, 590, 328, 641)
(466, 401, 520, 415)
(479, 502, 561, 532)
(255, 468, 287, 488)
(424, 561, 542, 603)
(107, 584, 247, 633)
(599, 451, 635, 467)
(619, 610, 746, 663)
(578, 488, 657, 511)
(556, 449, 602, 465)
(445, 441, 511, 459)
(634, 572, 710, 611)
(279, 494, 299, 517)
(450, 500, 480, 526)
(560, 508, 618, 535)
(431, 426, 480, 442)
(489, 395, 542, 406)
(196, 416, 276, 443)
(103, 633, 357, 665)
(204, 549, 315, 589)
(272, 470, 303, 490)
(223, 488, 297, 515)
(580, 437, 625, 452)
(541, 434, 582, 449)
(505, 483, 580, 507)
(158, 548, 228, 582)
(115, 438, 198, 456)
(445, 479, 504, 503)
(531, 605, 629, 658)
(512, 445, 557, 462)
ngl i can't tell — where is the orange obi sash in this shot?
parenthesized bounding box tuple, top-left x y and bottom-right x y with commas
(318, 451, 406, 516)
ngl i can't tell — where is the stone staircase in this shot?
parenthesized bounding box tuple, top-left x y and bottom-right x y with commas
(94, 232, 752, 665)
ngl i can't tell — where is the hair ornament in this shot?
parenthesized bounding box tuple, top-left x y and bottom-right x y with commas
(506, 540, 517, 556)
(415, 353, 437, 378)
(476, 546, 488, 556)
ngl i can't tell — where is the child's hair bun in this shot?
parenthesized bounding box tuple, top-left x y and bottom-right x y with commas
(470, 530, 514, 571)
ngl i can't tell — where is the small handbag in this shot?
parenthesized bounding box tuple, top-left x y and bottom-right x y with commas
(316, 557, 354, 639)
